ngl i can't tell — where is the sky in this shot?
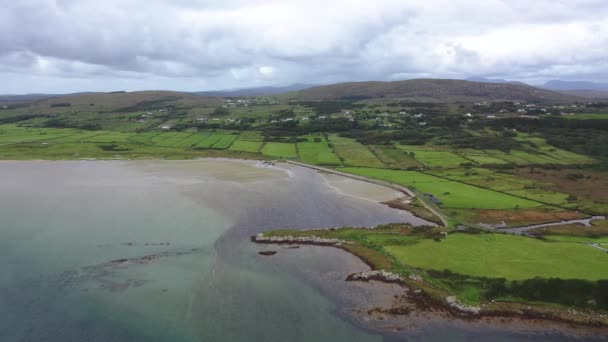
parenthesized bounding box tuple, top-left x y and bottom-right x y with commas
(2, 0, 608, 94)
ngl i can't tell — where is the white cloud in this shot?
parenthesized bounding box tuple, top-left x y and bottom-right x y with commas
(0, 0, 607, 93)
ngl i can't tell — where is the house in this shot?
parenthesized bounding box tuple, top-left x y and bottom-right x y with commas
(160, 125, 171, 130)
(413, 113, 425, 118)
(418, 121, 428, 126)
(486, 115, 496, 119)
(465, 113, 472, 117)
(399, 111, 407, 115)
(318, 115, 326, 119)
(196, 117, 208, 123)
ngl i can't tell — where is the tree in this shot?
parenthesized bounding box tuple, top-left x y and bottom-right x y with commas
(211, 106, 230, 117)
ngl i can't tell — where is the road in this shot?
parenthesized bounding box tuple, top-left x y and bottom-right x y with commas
(492, 216, 606, 235)
(285, 160, 449, 227)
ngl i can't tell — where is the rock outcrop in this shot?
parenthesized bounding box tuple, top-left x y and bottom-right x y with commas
(252, 233, 349, 246)
(445, 296, 481, 315)
(346, 270, 404, 283)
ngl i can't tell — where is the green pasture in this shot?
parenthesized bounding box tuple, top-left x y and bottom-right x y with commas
(328, 134, 384, 167)
(261, 142, 297, 159)
(385, 233, 608, 281)
(229, 140, 264, 153)
(340, 167, 541, 209)
(210, 134, 238, 149)
(297, 135, 341, 165)
(564, 113, 608, 120)
(368, 145, 422, 169)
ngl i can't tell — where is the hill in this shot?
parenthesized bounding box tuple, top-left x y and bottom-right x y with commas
(540, 80, 608, 99)
(25, 90, 221, 111)
(292, 79, 584, 103)
(194, 84, 313, 97)
(556, 89, 608, 99)
(0, 94, 63, 104)
(543, 80, 608, 91)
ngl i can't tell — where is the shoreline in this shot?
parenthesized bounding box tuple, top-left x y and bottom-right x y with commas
(251, 233, 608, 332)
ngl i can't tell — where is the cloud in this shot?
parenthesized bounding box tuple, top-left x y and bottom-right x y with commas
(1, 0, 607, 93)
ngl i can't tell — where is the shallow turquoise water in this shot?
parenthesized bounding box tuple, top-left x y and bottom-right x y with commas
(0, 160, 591, 341)
(0, 160, 401, 342)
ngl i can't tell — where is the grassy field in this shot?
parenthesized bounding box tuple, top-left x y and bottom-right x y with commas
(229, 140, 264, 153)
(368, 145, 422, 169)
(340, 167, 541, 209)
(454, 149, 509, 165)
(297, 134, 341, 165)
(385, 233, 608, 281)
(261, 142, 297, 159)
(262, 225, 608, 309)
(396, 145, 470, 167)
(172, 133, 208, 147)
(210, 134, 238, 149)
(328, 134, 385, 167)
(564, 113, 608, 120)
(195, 134, 223, 148)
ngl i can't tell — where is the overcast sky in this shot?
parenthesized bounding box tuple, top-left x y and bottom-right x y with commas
(2, 0, 608, 93)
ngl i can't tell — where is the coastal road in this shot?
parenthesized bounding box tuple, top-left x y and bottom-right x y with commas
(284, 160, 449, 228)
(490, 216, 606, 235)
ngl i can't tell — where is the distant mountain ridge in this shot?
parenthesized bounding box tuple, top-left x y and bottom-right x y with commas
(542, 80, 608, 91)
(2, 79, 593, 105)
(0, 94, 61, 104)
(194, 84, 314, 97)
(293, 79, 583, 103)
(540, 80, 608, 99)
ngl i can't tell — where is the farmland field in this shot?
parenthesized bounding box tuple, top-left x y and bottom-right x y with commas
(210, 134, 238, 149)
(396, 145, 470, 167)
(564, 113, 608, 120)
(173, 133, 208, 147)
(454, 149, 509, 165)
(368, 145, 422, 169)
(297, 134, 341, 165)
(194, 133, 239, 149)
(385, 233, 608, 281)
(150, 132, 193, 146)
(261, 142, 297, 159)
(340, 167, 541, 209)
(229, 140, 263, 153)
(328, 134, 384, 167)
